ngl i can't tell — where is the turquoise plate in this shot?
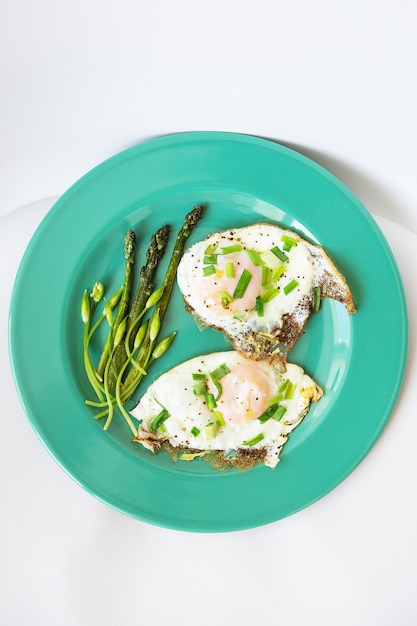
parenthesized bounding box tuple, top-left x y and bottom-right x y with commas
(9, 132, 408, 532)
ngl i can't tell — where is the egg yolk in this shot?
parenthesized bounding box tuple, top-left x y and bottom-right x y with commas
(212, 362, 272, 424)
(198, 252, 263, 317)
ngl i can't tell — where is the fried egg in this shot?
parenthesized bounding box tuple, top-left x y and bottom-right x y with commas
(176, 223, 355, 362)
(130, 351, 322, 469)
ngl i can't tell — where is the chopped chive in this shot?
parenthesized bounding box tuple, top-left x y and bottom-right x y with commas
(258, 403, 280, 423)
(242, 433, 264, 446)
(312, 286, 321, 312)
(225, 261, 235, 278)
(191, 426, 200, 437)
(255, 295, 264, 317)
(271, 246, 289, 262)
(281, 234, 298, 247)
(246, 249, 265, 266)
(262, 266, 273, 287)
(210, 363, 231, 380)
(205, 421, 218, 440)
(282, 241, 292, 252)
(203, 265, 216, 277)
(221, 244, 243, 254)
(213, 411, 225, 427)
(150, 407, 170, 432)
(210, 363, 230, 400)
(261, 287, 280, 303)
(273, 405, 287, 421)
(204, 254, 219, 265)
(233, 269, 252, 299)
(193, 380, 207, 395)
(271, 265, 285, 282)
(283, 279, 299, 295)
(204, 243, 218, 255)
(283, 381, 296, 400)
(205, 393, 217, 410)
(219, 290, 234, 309)
(192, 373, 207, 380)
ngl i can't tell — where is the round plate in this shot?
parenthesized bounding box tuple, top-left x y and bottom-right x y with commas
(9, 132, 408, 532)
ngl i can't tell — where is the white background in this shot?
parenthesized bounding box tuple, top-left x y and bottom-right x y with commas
(1, 1, 417, 625)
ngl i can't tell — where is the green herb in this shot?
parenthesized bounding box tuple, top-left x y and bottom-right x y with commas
(271, 246, 288, 262)
(271, 265, 285, 282)
(225, 261, 235, 278)
(281, 234, 298, 247)
(193, 380, 208, 395)
(219, 291, 234, 309)
(204, 243, 218, 255)
(255, 296, 264, 317)
(242, 433, 264, 446)
(209, 363, 231, 400)
(204, 254, 218, 265)
(150, 406, 170, 432)
(221, 244, 243, 254)
(192, 373, 207, 380)
(203, 265, 216, 277)
(205, 393, 217, 411)
(283, 279, 299, 295)
(213, 411, 225, 427)
(262, 266, 272, 287)
(246, 249, 265, 266)
(191, 426, 200, 437)
(261, 287, 280, 303)
(233, 269, 252, 299)
(205, 422, 218, 440)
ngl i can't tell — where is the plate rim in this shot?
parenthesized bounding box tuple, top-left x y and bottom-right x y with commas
(8, 131, 409, 532)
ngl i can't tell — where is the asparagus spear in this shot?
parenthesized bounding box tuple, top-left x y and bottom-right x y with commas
(120, 204, 205, 402)
(96, 229, 136, 379)
(107, 225, 169, 390)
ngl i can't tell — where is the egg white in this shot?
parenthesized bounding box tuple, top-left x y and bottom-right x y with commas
(130, 351, 322, 469)
(176, 223, 317, 343)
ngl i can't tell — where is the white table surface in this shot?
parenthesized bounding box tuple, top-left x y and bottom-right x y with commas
(2, 1, 417, 624)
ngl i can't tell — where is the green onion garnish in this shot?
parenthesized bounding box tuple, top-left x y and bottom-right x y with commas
(225, 262, 235, 278)
(246, 249, 265, 266)
(150, 407, 170, 432)
(210, 363, 231, 400)
(261, 287, 280, 303)
(205, 393, 217, 410)
(233, 269, 252, 299)
(258, 403, 280, 423)
(221, 243, 243, 254)
(213, 411, 225, 427)
(204, 254, 218, 265)
(271, 246, 289, 262)
(204, 243, 218, 255)
(271, 265, 285, 282)
(192, 373, 207, 380)
(219, 291, 234, 309)
(273, 405, 287, 421)
(278, 379, 296, 400)
(205, 421, 218, 440)
(210, 363, 231, 380)
(255, 295, 264, 317)
(312, 286, 321, 312)
(283, 279, 299, 295)
(191, 426, 200, 437)
(203, 265, 216, 277)
(284, 382, 296, 400)
(262, 266, 273, 287)
(193, 380, 207, 395)
(242, 433, 264, 446)
(281, 234, 298, 247)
